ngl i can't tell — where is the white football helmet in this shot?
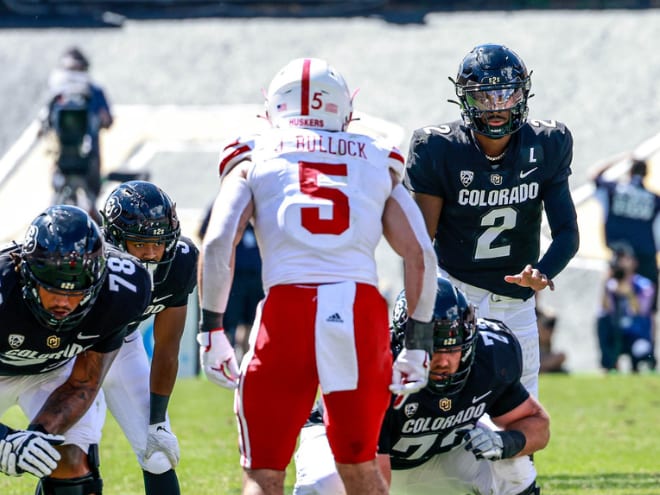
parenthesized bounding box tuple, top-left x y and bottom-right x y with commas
(265, 58, 353, 132)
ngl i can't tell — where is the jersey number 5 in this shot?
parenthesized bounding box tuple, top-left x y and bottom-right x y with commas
(298, 161, 349, 235)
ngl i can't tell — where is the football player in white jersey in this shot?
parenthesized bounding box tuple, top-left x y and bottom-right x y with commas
(198, 57, 438, 495)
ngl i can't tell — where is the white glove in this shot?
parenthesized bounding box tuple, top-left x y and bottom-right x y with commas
(0, 439, 18, 476)
(143, 422, 180, 471)
(389, 348, 429, 399)
(197, 329, 240, 389)
(462, 426, 504, 461)
(0, 430, 64, 478)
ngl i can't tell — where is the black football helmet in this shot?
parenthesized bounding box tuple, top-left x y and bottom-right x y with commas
(20, 205, 107, 332)
(391, 277, 477, 395)
(450, 43, 531, 139)
(101, 180, 180, 284)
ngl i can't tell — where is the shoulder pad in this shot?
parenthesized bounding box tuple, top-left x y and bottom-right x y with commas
(218, 135, 257, 179)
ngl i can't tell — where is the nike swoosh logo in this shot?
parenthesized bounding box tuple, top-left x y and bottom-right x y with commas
(472, 391, 492, 403)
(152, 294, 173, 303)
(77, 332, 100, 340)
(519, 167, 538, 179)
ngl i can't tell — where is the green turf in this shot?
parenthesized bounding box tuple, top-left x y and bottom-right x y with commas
(2, 374, 659, 494)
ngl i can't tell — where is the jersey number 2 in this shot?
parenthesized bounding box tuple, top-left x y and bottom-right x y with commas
(474, 207, 517, 260)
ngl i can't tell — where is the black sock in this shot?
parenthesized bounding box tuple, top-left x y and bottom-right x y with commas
(143, 469, 180, 495)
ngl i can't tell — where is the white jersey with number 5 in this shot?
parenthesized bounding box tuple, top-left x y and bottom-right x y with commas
(245, 126, 404, 290)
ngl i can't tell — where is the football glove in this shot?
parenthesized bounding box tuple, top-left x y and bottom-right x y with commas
(197, 329, 240, 389)
(462, 426, 526, 461)
(389, 348, 429, 398)
(0, 430, 64, 478)
(143, 422, 180, 471)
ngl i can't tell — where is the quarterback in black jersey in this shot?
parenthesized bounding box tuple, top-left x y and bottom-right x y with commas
(0, 206, 151, 494)
(100, 181, 198, 495)
(294, 278, 549, 495)
(406, 44, 579, 398)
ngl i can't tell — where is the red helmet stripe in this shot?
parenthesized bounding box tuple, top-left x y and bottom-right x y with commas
(300, 58, 311, 116)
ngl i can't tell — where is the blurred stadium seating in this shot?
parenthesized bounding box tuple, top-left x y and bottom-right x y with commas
(2, 0, 659, 19)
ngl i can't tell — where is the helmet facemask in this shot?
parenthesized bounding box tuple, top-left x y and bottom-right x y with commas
(20, 206, 107, 332)
(102, 181, 180, 285)
(390, 278, 478, 396)
(450, 43, 532, 139)
(426, 310, 477, 396)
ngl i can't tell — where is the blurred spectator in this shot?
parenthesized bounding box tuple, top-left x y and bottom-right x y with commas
(596, 244, 656, 373)
(591, 156, 660, 308)
(39, 46, 113, 222)
(536, 306, 568, 373)
(198, 203, 263, 360)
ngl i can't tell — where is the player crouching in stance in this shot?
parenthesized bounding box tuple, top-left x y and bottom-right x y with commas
(294, 277, 549, 495)
(0, 205, 152, 494)
(100, 180, 198, 495)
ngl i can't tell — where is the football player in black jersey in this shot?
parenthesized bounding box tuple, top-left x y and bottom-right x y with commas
(0, 205, 151, 494)
(405, 44, 579, 398)
(293, 278, 549, 495)
(100, 181, 198, 495)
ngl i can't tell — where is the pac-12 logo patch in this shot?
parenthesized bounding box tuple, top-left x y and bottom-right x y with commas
(8, 334, 24, 349)
(404, 402, 419, 418)
(460, 170, 474, 187)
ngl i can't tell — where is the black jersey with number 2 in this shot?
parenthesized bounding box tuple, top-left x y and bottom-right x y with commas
(406, 119, 574, 299)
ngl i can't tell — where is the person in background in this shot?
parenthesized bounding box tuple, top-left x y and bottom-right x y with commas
(596, 243, 656, 372)
(535, 306, 567, 373)
(198, 57, 438, 495)
(40, 46, 113, 221)
(0, 205, 151, 494)
(101, 180, 199, 495)
(591, 156, 660, 297)
(405, 43, 579, 399)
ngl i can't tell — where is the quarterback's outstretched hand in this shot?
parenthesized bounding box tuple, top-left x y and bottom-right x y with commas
(143, 422, 180, 471)
(197, 329, 240, 389)
(389, 349, 429, 403)
(462, 426, 526, 461)
(0, 430, 64, 478)
(504, 264, 554, 291)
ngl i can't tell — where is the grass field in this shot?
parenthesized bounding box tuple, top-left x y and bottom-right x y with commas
(2, 373, 659, 494)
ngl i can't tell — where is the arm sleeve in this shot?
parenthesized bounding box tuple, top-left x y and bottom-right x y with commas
(389, 183, 437, 322)
(201, 173, 252, 314)
(535, 179, 579, 280)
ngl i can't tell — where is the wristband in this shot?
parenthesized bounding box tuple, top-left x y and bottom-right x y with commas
(149, 393, 170, 425)
(0, 423, 16, 440)
(27, 423, 49, 434)
(404, 318, 434, 354)
(497, 430, 527, 459)
(199, 309, 224, 333)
